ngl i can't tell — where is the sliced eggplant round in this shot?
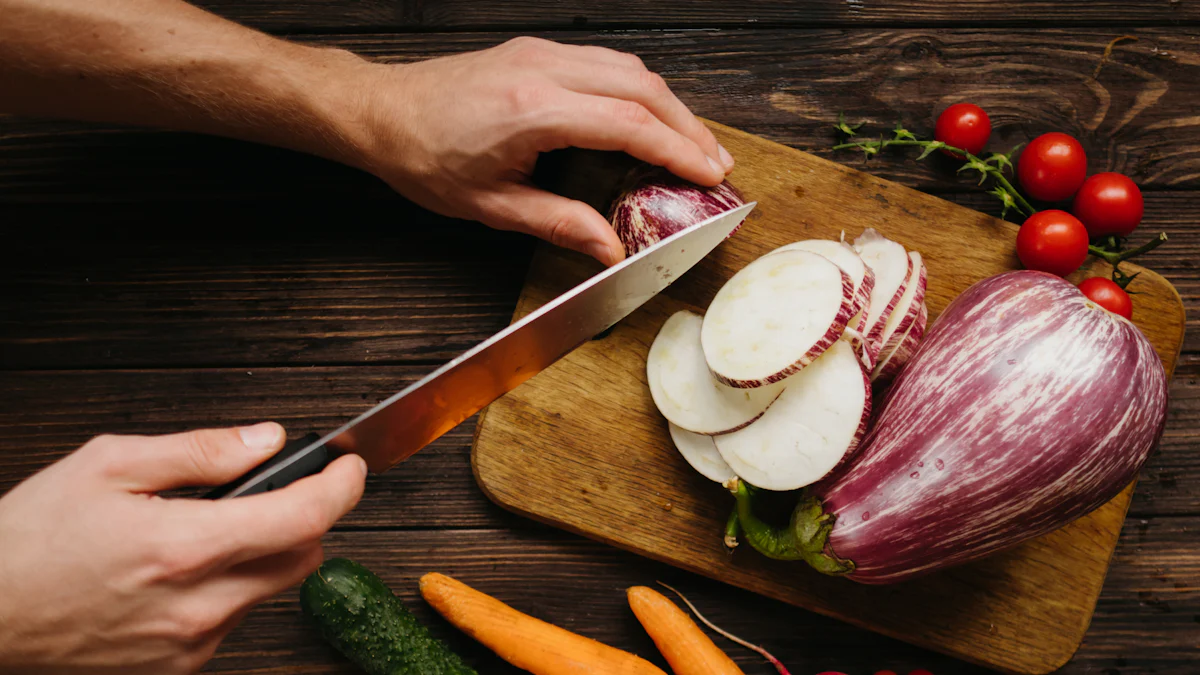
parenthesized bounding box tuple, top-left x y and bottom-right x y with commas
(647, 310, 784, 435)
(714, 341, 870, 491)
(668, 423, 738, 484)
(771, 239, 876, 339)
(853, 229, 912, 366)
(701, 249, 853, 388)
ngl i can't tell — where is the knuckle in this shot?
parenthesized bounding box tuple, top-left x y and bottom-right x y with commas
(82, 434, 130, 476)
(506, 82, 550, 116)
(621, 52, 646, 70)
(146, 538, 213, 582)
(543, 203, 585, 249)
(507, 36, 550, 65)
(180, 430, 227, 475)
(638, 70, 669, 96)
(169, 605, 227, 643)
(294, 501, 333, 542)
(613, 100, 653, 128)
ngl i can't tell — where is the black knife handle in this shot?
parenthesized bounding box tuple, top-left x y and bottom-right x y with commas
(204, 432, 331, 499)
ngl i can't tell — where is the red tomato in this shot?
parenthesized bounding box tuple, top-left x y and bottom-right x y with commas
(1072, 172, 1144, 238)
(935, 103, 992, 157)
(1017, 132, 1088, 202)
(1078, 277, 1133, 319)
(1016, 210, 1089, 277)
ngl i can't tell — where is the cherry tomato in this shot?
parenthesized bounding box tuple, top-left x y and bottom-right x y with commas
(935, 103, 992, 157)
(1017, 132, 1088, 202)
(1078, 277, 1133, 319)
(1072, 172, 1143, 239)
(1016, 210, 1089, 277)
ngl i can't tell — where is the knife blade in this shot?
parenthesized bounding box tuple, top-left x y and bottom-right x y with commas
(207, 201, 755, 499)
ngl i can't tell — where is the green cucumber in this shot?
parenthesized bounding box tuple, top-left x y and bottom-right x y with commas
(300, 558, 476, 675)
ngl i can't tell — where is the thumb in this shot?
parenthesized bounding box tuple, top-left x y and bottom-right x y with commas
(477, 184, 626, 266)
(103, 422, 286, 492)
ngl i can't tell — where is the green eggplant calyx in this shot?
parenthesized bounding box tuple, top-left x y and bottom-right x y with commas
(733, 481, 855, 575)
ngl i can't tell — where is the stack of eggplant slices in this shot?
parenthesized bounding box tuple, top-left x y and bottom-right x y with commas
(649, 229, 924, 492)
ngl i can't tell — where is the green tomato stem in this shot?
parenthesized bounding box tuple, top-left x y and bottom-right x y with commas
(1088, 232, 1168, 265)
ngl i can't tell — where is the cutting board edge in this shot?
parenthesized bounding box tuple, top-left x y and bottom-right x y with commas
(471, 435, 1099, 675)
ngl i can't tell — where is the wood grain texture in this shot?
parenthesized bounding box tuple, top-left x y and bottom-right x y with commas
(187, 0, 1200, 32)
(472, 122, 1188, 675)
(0, 206, 532, 369)
(2, 28, 1199, 201)
(197, 521, 1200, 675)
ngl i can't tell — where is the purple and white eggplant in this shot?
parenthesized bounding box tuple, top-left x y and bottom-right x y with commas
(734, 271, 1168, 583)
(608, 166, 746, 256)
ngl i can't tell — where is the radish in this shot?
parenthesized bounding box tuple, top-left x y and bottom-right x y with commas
(770, 239, 875, 346)
(875, 252, 927, 358)
(702, 249, 854, 388)
(871, 300, 927, 384)
(734, 271, 1169, 583)
(853, 229, 912, 367)
(647, 311, 785, 434)
(608, 166, 746, 256)
(668, 423, 738, 484)
(714, 341, 871, 491)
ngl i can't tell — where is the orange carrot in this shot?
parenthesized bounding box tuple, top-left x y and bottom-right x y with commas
(657, 583, 791, 675)
(628, 585, 745, 674)
(419, 573, 667, 675)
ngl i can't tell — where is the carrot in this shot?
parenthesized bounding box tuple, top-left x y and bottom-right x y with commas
(657, 583, 791, 675)
(419, 572, 667, 675)
(628, 585, 745, 674)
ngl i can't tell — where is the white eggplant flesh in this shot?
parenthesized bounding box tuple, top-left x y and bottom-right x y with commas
(668, 423, 738, 484)
(701, 249, 854, 388)
(647, 310, 785, 434)
(714, 341, 871, 491)
(771, 239, 876, 343)
(876, 251, 928, 359)
(853, 229, 911, 367)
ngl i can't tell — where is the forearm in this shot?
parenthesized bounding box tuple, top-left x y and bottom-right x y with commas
(0, 0, 374, 167)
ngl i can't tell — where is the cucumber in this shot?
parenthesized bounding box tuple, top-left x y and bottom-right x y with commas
(300, 558, 476, 675)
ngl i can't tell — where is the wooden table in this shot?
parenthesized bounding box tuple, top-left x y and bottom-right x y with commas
(1, 3, 1196, 674)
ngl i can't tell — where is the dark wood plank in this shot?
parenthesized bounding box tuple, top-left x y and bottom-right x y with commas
(0, 205, 533, 369)
(198, 517, 1200, 675)
(188, 0, 1200, 33)
(2, 28, 1199, 201)
(2, 191, 1193, 370)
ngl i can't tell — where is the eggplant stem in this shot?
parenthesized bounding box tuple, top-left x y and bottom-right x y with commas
(723, 508, 741, 552)
(657, 582, 792, 675)
(733, 481, 856, 575)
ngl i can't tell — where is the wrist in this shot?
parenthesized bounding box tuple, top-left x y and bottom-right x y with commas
(269, 44, 384, 171)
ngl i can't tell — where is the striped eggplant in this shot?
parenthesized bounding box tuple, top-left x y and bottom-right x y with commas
(735, 271, 1168, 583)
(607, 166, 745, 256)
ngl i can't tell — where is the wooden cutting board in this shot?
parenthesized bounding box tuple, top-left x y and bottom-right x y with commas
(471, 122, 1186, 675)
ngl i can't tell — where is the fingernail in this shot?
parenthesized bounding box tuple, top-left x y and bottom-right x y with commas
(587, 241, 620, 265)
(238, 422, 282, 453)
(355, 455, 369, 477)
(718, 144, 734, 170)
(707, 154, 724, 176)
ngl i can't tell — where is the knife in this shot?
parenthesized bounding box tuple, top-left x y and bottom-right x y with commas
(206, 201, 756, 499)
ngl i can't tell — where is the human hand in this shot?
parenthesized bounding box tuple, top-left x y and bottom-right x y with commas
(342, 37, 735, 266)
(0, 423, 366, 675)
